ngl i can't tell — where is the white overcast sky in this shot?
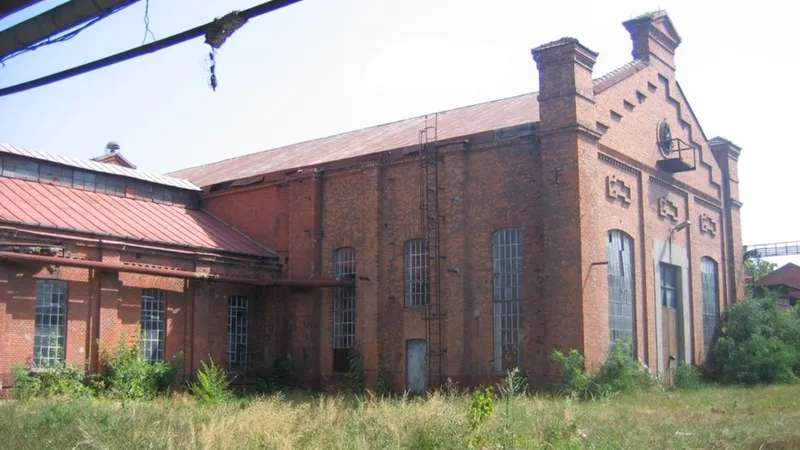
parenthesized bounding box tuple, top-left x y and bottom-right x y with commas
(0, 0, 796, 266)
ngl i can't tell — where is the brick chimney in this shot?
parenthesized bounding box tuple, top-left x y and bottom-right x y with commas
(622, 10, 681, 70)
(532, 38, 606, 374)
(532, 37, 599, 135)
(710, 137, 744, 303)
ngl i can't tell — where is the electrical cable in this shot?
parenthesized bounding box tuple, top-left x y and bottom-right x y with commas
(0, 0, 302, 97)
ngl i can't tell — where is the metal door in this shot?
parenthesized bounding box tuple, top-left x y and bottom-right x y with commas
(406, 339, 427, 395)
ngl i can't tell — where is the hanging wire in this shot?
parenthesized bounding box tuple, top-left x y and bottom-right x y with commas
(141, 0, 156, 45)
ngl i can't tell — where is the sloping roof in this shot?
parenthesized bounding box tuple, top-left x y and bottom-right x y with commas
(91, 151, 137, 169)
(168, 92, 541, 188)
(0, 177, 275, 258)
(0, 143, 199, 191)
(755, 263, 800, 289)
(168, 60, 649, 188)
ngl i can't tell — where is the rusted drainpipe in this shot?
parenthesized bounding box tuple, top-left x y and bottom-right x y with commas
(0, 251, 353, 287)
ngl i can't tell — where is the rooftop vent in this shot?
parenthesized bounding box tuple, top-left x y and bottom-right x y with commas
(105, 141, 120, 154)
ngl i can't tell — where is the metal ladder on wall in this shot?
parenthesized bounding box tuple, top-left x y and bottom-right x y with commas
(419, 113, 444, 391)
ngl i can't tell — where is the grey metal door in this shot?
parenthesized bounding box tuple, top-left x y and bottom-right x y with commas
(406, 339, 427, 395)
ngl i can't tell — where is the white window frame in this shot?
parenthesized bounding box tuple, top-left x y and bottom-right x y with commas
(140, 288, 166, 363)
(333, 247, 356, 372)
(492, 228, 522, 373)
(227, 296, 248, 372)
(701, 257, 719, 357)
(608, 230, 635, 352)
(34, 280, 68, 368)
(404, 239, 429, 307)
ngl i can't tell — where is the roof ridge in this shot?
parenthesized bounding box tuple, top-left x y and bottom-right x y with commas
(166, 91, 538, 178)
(0, 143, 200, 191)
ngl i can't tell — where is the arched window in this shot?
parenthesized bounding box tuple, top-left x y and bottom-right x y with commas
(141, 288, 166, 363)
(404, 239, 429, 307)
(333, 247, 356, 372)
(492, 228, 522, 373)
(701, 257, 719, 357)
(607, 230, 635, 352)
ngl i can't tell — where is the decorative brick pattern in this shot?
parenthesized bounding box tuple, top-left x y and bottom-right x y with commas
(606, 174, 633, 204)
(658, 196, 680, 222)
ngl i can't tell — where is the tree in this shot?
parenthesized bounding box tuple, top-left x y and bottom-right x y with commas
(743, 246, 777, 298)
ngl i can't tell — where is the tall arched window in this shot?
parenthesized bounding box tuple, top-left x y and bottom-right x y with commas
(404, 239, 429, 307)
(333, 247, 356, 372)
(492, 228, 522, 373)
(607, 230, 635, 352)
(701, 257, 719, 357)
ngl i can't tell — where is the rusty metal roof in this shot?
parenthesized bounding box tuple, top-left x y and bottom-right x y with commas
(168, 61, 646, 188)
(168, 92, 542, 188)
(0, 176, 275, 258)
(0, 143, 200, 191)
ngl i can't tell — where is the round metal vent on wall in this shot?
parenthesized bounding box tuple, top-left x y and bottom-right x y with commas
(658, 120, 674, 155)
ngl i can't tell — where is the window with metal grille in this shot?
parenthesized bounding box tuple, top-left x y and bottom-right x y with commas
(492, 228, 522, 373)
(95, 174, 125, 196)
(661, 264, 680, 308)
(2, 157, 38, 180)
(333, 247, 356, 372)
(34, 280, 68, 368)
(701, 257, 719, 357)
(227, 296, 248, 372)
(608, 230, 635, 352)
(140, 289, 166, 363)
(404, 239, 429, 307)
(72, 170, 96, 191)
(40, 164, 73, 187)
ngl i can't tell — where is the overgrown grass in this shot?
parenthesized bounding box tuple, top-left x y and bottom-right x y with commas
(2, 385, 800, 449)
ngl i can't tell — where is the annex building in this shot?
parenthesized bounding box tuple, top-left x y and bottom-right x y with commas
(0, 11, 744, 393)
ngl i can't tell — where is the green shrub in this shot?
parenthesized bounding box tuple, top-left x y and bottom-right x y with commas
(467, 387, 494, 449)
(553, 339, 651, 399)
(100, 332, 184, 400)
(593, 339, 652, 394)
(713, 297, 800, 384)
(12, 363, 93, 400)
(673, 364, 702, 390)
(256, 354, 296, 394)
(190, 358, 233, 404)
(347, 346, 365, 394)
(552, 349, 591, 398)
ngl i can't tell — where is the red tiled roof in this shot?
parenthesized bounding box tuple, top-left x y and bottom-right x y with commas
(167, 61, 646, 188)
(168, 92, 541, 188)
(755, 263, 800, 289)
(0, 177, 275, 258)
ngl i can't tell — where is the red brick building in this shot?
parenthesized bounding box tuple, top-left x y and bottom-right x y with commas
(1, 10, 743, 393)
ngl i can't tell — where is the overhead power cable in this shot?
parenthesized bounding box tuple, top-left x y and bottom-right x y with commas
(0, 0, 303, 98)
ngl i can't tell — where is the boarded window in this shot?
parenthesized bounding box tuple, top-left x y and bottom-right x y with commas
(227, 296, 248, 372)
(608, 230, 635, 351)
(701, 257, 719, 357)
(333, 247, 356, 372)
(492, 228, 522, 373)
(34, 280, 68, 368)
(141, 289, 166, 363)
(404, 239, 429, 307)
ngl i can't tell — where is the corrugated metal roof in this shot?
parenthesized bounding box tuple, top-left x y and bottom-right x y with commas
(167, 92, 542, 188)
(0, 177, 275, 258)
(168, 59, 645, 189)
(0, 143, 200, 191)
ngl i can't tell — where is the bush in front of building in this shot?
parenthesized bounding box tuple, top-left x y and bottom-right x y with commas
(99, 332, 184, 400)
(11, 363, 94, 400)
(552, 339, 652, 399)
(673, 364, 702, 390)
(189, 358, 233, 404)
(713, 296, 800, 385)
